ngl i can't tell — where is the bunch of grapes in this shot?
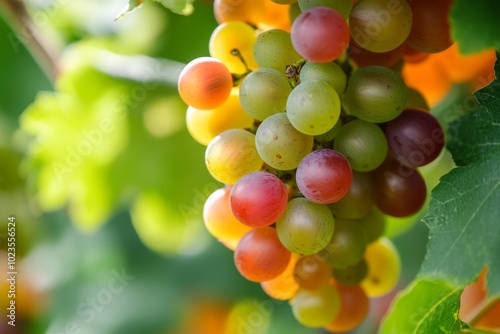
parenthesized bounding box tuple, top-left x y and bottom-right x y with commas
(178, 0, 449, 331)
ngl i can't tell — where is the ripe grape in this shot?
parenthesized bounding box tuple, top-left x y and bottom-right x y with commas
(350, 39, 405, 68)
(276, 197, 335, 255)
(286, 80, 341, 136)
(203, 187, 253, 250)
(361, 237, 401, 297)
(296, 149, 352, 204)
(239, 68, 292, 121)
(291, 6, 350, 62)
(291, 284, 341, 327)
(293, 255, 332, 290)
(373, 159, 427, 217)
(178, 57, 233, 110)
(205, 129, 263, 185)
(255, 113, 314, 170)
(234, 227, 291, 282)
(253, 29, 302, 72)
(230, 171, 288, 228)
(209, 21, 258, 73)
(299, 61, 347, 94)
(343, 66, 408, 123)
(325, 282, 370, 332)
(385, 108, 445, 168)
(298, 0, 352, 19)
(261, 253, 301, 300)
(214, 0, 265, 25)
(334, 119, 388, 172)
(185, 88, 254, 146)
(406, 0, 453, 53)
(349, 0, 412, 53)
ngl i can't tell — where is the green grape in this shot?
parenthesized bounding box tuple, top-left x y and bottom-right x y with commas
(299, 61, 347, 95)
(343, 66, 408, 123)
(291, 284, 341, 327)
(253, 29, 302, 72)
(256, 113, 314, 170)
(298, 0, 353, 19)
(314, 117, 342, 145)
(319, 218, 367, 269)
(205, 129, 263, 185)
(406, 86, 429, 110)
(333, 119, 388, 172)
(353, 207, 386, 243)
(349, 0, 412, 53)
(286, 80, 341, 136)
(276, 197, 335, 255)
(289, 2, 302, 22)
(240, 68, 292, 121)
(328, 171, 375, 219)
(332, 258, 368, 285)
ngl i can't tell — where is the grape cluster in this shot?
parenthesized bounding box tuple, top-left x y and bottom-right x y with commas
(179, 0, 448, 331)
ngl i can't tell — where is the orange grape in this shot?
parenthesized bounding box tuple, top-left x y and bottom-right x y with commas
(293, 255, 332, 290)
(203, 187, 253, 250)
(214, 0, 265, 25)
(178, 57, 233, 110)
(261, 252, 301, 300)
(325, 281, 369, 332)
(234, 227, 291, 282)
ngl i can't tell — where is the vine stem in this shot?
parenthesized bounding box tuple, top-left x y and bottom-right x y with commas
(0, 0, 60, 82)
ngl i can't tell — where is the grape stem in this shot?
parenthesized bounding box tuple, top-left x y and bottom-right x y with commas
(0, 0, 60, 82)
(285, 58, 306, 88)
(230, 48, 253, 86)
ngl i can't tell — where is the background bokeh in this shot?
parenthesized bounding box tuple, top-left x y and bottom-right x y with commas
(0, 1, 490, 333)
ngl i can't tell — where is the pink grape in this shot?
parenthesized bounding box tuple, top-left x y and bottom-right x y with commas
(291, 6, 350, 62)
(230, 171, 288, 228)
(296, 149, 353, 204)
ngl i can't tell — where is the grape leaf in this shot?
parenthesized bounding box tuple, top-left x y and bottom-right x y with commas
(420, 54, 500, 295)
(447, 56, 500, 166)
(380, 280, 467, 333)
(451, 0, 500, 54)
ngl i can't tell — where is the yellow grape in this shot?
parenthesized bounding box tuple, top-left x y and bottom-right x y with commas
(291, 284, 341, 327)
(361, 237, 401, 297)
(261, 252, 301, 300)
(205, 129, 263, 185)
(186, 88, 254, 146)
(209, 21, 259, 74)
(178, 57, 233, 110)
(203, 187, 253, 250)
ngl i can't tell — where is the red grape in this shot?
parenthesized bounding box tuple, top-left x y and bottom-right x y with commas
(385, 108, 445, 168)
(296, 149, 353, 204)
(291, 7, 350, 62)
(230, 171, 288, 228)
(234, 227, 291, 282)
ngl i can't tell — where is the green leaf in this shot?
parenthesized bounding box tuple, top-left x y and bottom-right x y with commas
(115, 0, 144, 21)
(451, 0, 500, 54)
(380, 279, 467, 333)
(420, 54, 500, 295)
(153, 0, 194, 15)
(447, 55, 500, 166)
